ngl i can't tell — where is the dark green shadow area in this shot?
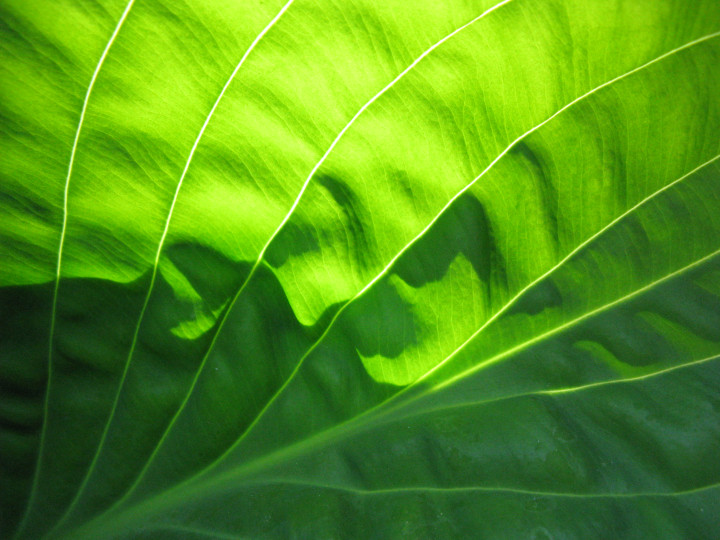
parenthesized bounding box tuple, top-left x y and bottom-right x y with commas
(0, 282, 51, 538)
(336, 193, 499, 364)
(1, 243, 255, 536)
(222, 193, 505, 465)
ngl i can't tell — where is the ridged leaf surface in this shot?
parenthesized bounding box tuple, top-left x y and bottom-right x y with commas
(1, 0, 719, 537)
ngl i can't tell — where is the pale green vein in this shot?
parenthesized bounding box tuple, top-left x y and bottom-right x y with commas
(66, 463, 720, 539)
(13, 1, 136, 537)
(386, 353, 720, 427)
(46, 0, 296, 534)
(139, 524, 247, 540)
(220, 478, 720, 499)
(433, 247, 720, 391)
(391, 153, 720, 394)
(105, 0, 516, 512)
(343, 248, 720, 431)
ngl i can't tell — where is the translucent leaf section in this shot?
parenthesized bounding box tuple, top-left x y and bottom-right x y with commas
(1, 0, 719, 538)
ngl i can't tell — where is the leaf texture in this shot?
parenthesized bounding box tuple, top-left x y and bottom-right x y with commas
(1, 0, 719, 538)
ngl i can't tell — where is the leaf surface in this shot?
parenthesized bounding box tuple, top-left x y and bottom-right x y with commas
(1, 0, 719, 538)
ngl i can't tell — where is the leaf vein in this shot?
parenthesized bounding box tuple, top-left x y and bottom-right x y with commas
(46, 0, 295, 533)
(15, 1, 136, 536)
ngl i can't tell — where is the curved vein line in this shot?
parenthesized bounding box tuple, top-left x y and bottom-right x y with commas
(247, 0, 513, 264)
(212, 32, 720, 465)
(47, 0, 295, 532)
(140, 525, 243, 540)
(384, 353, 720, 428)
(72, 25, 720, 535)
(445, 255, 720, 391)
(419, 153, 720, 391)
(75, 443, 720, 539)
(357, 247, 720, 430)
(13, 1, 136, 537)
(220, 478, 720, 499)
(107, 0, 516, 509)
(436, 250, 720, 389)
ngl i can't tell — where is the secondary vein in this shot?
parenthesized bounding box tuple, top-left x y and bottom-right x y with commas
(16, 1, 136, 537)
(47, 0, 296, 533)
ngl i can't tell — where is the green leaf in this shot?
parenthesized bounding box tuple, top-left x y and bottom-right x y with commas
(2, 0, 719, 537)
